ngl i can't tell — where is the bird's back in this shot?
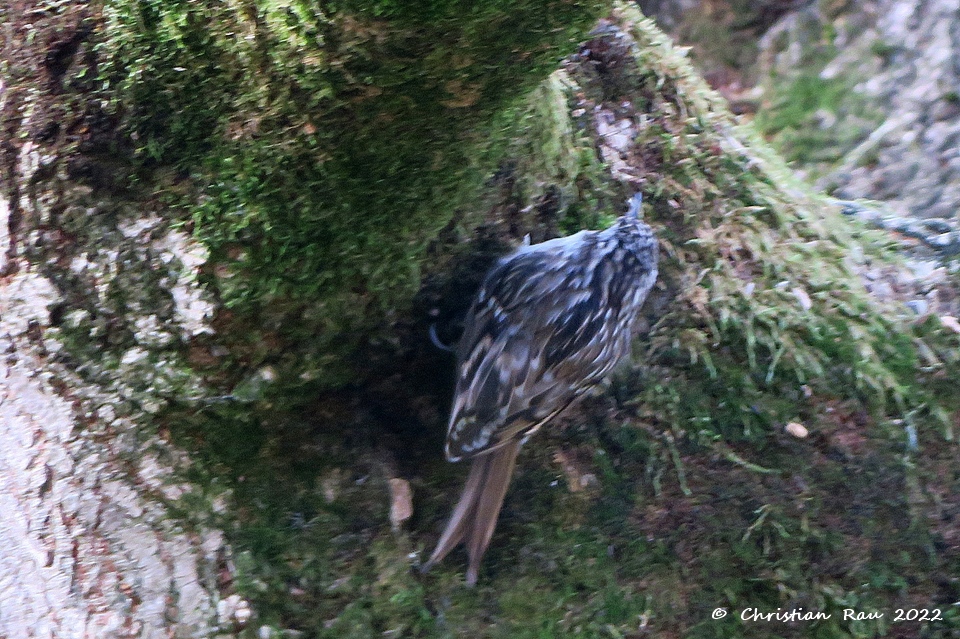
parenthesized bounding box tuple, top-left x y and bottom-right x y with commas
(445, 219, 658, 462)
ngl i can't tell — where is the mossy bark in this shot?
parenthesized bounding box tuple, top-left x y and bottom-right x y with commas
(2, 4, 226, 637)
(3, 1, 959, 638)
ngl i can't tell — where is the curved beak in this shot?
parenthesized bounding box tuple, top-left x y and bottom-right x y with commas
(626, 192, 643, 220)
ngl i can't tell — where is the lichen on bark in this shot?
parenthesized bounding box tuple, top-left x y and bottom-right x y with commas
(1, 2, 232, 636)
(3, 1, 960, 637)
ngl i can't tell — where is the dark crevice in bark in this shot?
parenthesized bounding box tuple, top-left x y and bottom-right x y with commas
(1, 73, 24, 276)
(2, 2, 96, 275)
(43, 18, 93, 93)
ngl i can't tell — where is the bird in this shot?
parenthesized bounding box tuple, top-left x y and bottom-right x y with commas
(423, 192, 658, 585)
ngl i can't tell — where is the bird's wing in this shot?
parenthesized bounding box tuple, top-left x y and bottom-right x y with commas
(445, 245, 624, 461)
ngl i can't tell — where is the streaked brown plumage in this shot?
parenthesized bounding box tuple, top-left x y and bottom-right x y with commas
(424, 193, 658, 585)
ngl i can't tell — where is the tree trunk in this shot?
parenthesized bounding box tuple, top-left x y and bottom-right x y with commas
(0, 1, 608, 636)
(3, 1, 959, 637)
(1, 4, 230, 637)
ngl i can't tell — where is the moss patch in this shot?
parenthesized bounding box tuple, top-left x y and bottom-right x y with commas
(146, 5, 960, 638)
(23, 1, 955, 636)
(748, 9, 884, 173)
(753, 68, 884, 169)
(97, 0, 607, 391)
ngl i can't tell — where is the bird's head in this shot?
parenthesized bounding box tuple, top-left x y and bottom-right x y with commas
(614, 192, 657, 266)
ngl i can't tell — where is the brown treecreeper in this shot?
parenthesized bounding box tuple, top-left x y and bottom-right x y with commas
(423, 193, 659, 585)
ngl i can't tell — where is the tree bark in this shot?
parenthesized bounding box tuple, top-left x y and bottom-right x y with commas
(3, 1, 958, 637)
(1, 4, 230, 637)
(0, 1, 609, 635)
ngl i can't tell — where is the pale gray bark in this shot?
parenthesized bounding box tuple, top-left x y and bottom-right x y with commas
(0, 78, 239, 639)
(759, 0, 960, 222)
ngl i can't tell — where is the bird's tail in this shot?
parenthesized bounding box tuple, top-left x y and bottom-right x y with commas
(422, 439, 522, 585)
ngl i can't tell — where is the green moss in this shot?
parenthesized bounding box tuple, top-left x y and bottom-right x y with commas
(869, 39, 898, 62)
(749, 11, 885, 172)
(95, 0, 608, 391)
(141, 4, 959, 637)
(753, 72, 860, 165)
(757, 74, 847, 134)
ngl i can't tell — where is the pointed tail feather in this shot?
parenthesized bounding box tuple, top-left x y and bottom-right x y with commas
(423, 440, 522, 585)
(464, 439, 521, 585)
(423, 453, 489, 571)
